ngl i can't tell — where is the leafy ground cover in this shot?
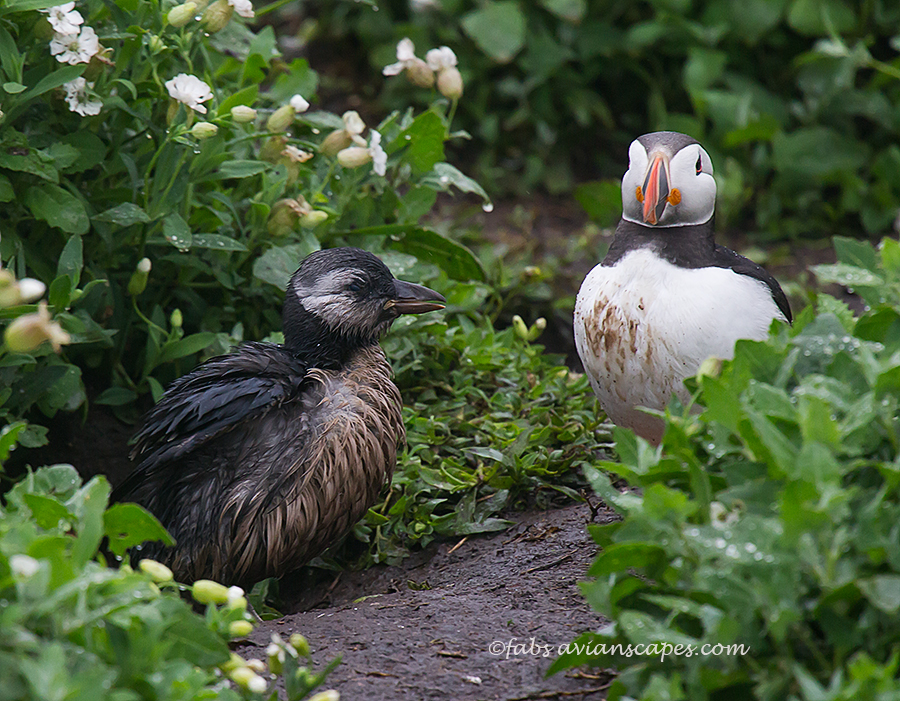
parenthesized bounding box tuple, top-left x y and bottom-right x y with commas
(552, 236, 900, 699)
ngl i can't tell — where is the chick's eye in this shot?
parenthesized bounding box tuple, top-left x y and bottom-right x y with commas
(695, 156, 703, 175)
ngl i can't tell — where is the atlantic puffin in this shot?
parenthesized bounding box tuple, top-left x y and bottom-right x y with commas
(114, 247, 446, 587)
(574, 131, 791, 445)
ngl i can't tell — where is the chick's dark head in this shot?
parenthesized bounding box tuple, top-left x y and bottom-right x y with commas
(282, 247, 445, 360)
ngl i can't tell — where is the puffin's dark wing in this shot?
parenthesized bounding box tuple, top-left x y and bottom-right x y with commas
(713, 245, 792, 323)
(119, 342, 309, 491)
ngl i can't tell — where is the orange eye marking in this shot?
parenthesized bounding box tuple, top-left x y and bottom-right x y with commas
(667, 188, 681, 205)
(635, 186, 644, 203)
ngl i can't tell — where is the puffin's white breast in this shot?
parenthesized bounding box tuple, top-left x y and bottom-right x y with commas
(574, 248, 785, 437)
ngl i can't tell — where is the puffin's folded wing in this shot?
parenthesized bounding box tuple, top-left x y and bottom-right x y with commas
(126, 342, 308, 476)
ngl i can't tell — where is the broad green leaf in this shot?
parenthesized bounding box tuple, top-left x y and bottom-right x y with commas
(772, 127, 866, 178)
(24, 184, 89, 234)
(70, 477, 111, 567)
(94, 386, 138, 406)
(162, 212, 192, 251)
(588, 542, 667, 576)
(423, 162, 491, 205)
(190, 234, 247, 251)
(0, 131, 59, 182)
(253, 240, 320, 289)
(461, 1, 527, 63)
(22, 493, 74, 530)
(165, 613, 232, 666)
(0, 173, 13, 201)
(858, 575, 900, 614)
(94, 202, 151, 226)
(20, 63, 86, 103)
(156, 332, 217, 365)
(394, 111, 445, 175)
(0, 421, 26, 462)
(103, 502, 174, 556)
(787, 0, 856, 35)
(217, 160, 269, 178)
(833, 236, 880, 273)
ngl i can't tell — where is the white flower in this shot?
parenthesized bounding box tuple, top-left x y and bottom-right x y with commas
(383, 38, 417, 76)
(368, 130, 387, 176)
(165, 73, 213, 114)
(282, 145, 313, 163)
(342, 110, 367, 145)
(227, 0, 254, 18)
(50, 25, 99, 65)
(425, 46, 457, 70)
(10, 554, 40, 578)
(17, 278, 47, 303)
(63, 77, 101, 116)
(289, 93, 309, 112)
(42, 3, 84, 35)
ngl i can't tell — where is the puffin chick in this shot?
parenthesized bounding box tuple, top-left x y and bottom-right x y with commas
(574, 131, 792, 445)
(115, 247, 446, 587)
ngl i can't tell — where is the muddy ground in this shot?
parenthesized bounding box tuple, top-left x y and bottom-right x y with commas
(239, 502, 617, 701)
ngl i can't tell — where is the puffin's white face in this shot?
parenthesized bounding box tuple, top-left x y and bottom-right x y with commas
(621, 136, 716, 227)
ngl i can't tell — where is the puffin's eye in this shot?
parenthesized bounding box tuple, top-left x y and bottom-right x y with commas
(695, 155, 703, 175)
(347, 281, 362, 292)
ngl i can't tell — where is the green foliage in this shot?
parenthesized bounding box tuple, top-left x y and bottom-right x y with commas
(0, 460, 336, 701)
(0, 0, 488, 442)
(314, 0, 900, 237)
(552, 236, 900, 700)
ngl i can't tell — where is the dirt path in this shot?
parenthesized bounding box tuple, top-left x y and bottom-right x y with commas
(239, 503, 617, 700)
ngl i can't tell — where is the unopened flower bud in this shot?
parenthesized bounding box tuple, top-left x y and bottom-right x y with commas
(167, 1, 198, 27)
(139, 559, 173, 582)
(266, 643, 285, 675)
(266, 104, 295, 132)
(337, 146, 372, 169)
(406, 58, 435, 88)
(147, 34, 166, 54)
(229, 620, 254, 638)
(221, 653, 246, 673)
(436, 66, 463, 99)
(229, 666, 267, 693)
(10, 554, 40, 578)
(289, 633, 310, 657)
(231, 105, 257, 123)
(528, 317, 546, 341)
(512, 315, 529, 341)
(300, 210, 328, 228)
(190, 121, 218, 139)
(267, 199, 300, 237)
(192, 579, 230, 605)
(170, 308, 183, 328)
(319, 129, 352, 156)
(697, 356, 724, 379)
(308, 691, 340, 701)
(201, 0, 233, 32)
(4, 303, 70, 353)
(246, 658, 266, 674)
(128, 258, 151, 296)
(18, 278, 47, 303)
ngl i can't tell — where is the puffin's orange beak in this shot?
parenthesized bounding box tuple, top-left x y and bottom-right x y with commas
(642, 153, 669, 225)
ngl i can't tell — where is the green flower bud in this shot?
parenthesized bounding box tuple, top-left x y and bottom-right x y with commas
(289, 633, 310, 657)
(300, 210, 328, 228)
(167, 1, 198, 27)
(266, 643, 284, 675)
(229, 666, 267, 693)
(337, 146, 372, 169)
(266, 104, 295, 133)
(436, 66, 463, 99)
(138, 558, 173, 582)
(319, 129, 352, 156)
(221, 652, 246, 673)
(527, 317, 546, 341)
(406, 58, 435, 88)
(512, 315, 529, 341)
(246, 658, 267, 674)
(128, 257, 152, 296)
(229, 620, 254, 638)
(308, 691, 341, 701)
(697, 356, 724, 379)
(190, 121, 218, 139)
(170, 308, 183, 328)
(147, 34, 167, 54)
(201, 0, 233, 32)
(191, 579, 229, 605)
(231, 105, 257, 123)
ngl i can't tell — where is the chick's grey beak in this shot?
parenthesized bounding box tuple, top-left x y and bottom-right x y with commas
(389, 279, 446, 314)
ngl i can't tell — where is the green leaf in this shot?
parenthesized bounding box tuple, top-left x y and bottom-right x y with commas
(58, 234, 83, 288)
(22, 493, 74, 529)
(94, 386, 138, 406)
(772, 127, 866, 178)
(190, 234, 248, 251)
(0, 421, 26, 462)
(93, 203, 151, 227)
(20, 63, 86, 103)
(355, 225, 486, 282)
(787, 0, 856, 35)
(71, 477, 111, 567)
(395, 111, 445, 175)
(0, 173, 13, 202)
(588, 542, 667, 576)
(165, 614, 232, 666)
(156, 332, 217, 365)
(0, 129, 58, 182)
(103, 502, 174, 557)
(461, 1, 527, 63)
(540, 0, 586, 22)
(858, 575, 900, 614)
(422, 163, 491, 205)
(253, 240, 320, 289)
(24, 184, 89, 234)
(217, 160, 270, 178)
(162, 212, 192, 251)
